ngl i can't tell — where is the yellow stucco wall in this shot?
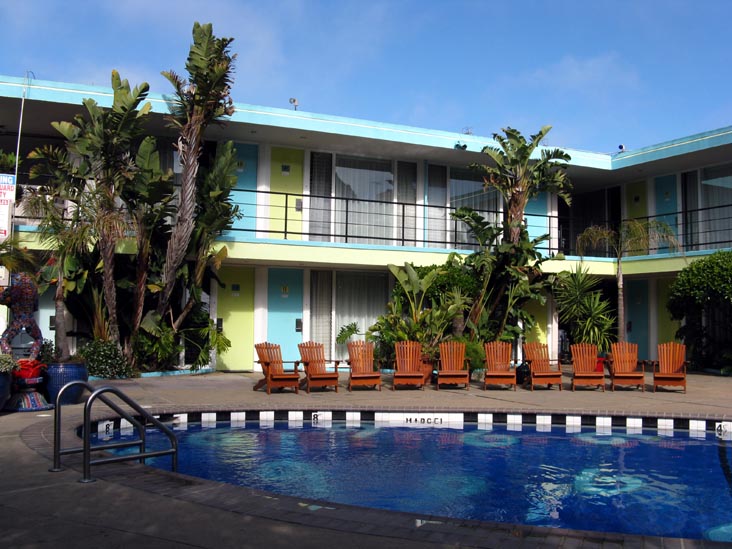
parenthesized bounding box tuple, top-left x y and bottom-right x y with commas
(523, 299, 548, 344)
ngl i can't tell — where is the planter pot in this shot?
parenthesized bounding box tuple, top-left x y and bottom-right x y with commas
(0, 372, 10, 410)
(45, 362, 88, 405)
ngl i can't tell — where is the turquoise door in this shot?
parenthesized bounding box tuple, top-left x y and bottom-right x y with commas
(267, 268, 303, 362)
(625, 279, 649, 360)
(654, 175, 677, 252)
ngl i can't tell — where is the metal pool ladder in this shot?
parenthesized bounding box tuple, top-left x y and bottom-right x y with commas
(49, 381, 178, 483)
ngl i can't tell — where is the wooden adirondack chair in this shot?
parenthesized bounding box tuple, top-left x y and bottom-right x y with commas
(393, 341, 429, 390)
(608, 341, 644, 391)
(652, 341, 687, 393)
(523, 342, 563, 390)
(483, 341, 516, 390)
(253, 342, 301, 395)
(570, 343, 605, 391)
(346, 340, 381, 391)
(297, 341, 340, 393)
(436, 341, 470, 390)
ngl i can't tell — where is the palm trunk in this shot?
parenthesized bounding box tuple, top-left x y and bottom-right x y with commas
(127, 226, 150, 368)
(100, 238, 119, 344)
(54, 274, 69, 360)
(157, 127, 202, 317)
(616, 261, 625, 342)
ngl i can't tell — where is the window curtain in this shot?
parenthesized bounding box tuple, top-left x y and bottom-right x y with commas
(449, 167, 500, 248)
(309, 152, 333, 242)
(310, 270, 333, 353)
(397, 161, 417, 245)
(701, 164, 732, 249)
(334, 156, 393, 244)
(681, 171, 699, 250)
(334, 271, 389, 359)
(426, 165, 447, 247)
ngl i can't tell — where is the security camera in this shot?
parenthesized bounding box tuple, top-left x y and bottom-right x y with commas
(618, 144, 626, 151)
(289, 98, 299, 110)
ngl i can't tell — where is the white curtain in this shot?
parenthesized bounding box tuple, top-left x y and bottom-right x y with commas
(335, 156, 393, 244)
(309, 152, 332, 242)
(701, 163, 732, 249)
(334, 271, 389, 359)
(427, 165, 447, 247)
(310, 270, 333, 352)
(397, 161, 417, 246)
(449, 166, 500, 248)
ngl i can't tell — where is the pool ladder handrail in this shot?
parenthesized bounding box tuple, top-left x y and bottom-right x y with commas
(49, 380, 178, 483)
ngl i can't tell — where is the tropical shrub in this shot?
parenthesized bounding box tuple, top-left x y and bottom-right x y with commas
(554, 265, 615, 353)
(79, 339, 133, 379)
(667, 250, 732, 369)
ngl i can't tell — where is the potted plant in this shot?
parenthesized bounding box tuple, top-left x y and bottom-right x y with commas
(0, 354, 17, 410)
(39, 340, 88, 406)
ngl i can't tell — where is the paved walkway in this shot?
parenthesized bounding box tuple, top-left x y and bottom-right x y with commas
(2, 370, 732, 548)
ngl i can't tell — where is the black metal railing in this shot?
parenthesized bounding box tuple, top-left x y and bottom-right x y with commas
(13, 188, 732, 258)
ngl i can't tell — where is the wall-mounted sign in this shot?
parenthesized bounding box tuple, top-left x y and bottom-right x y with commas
(0, 174, 16, 287)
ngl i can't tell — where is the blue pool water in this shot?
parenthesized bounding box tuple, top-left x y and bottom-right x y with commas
(105, 423, 732, 540)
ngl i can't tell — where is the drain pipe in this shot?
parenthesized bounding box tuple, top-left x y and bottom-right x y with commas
(14, 71, 33, 185)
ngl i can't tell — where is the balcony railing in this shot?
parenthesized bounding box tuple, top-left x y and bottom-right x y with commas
(13, 188, 732, 258)
(560, 203, 732, 257)
(224, 188, 560, 254)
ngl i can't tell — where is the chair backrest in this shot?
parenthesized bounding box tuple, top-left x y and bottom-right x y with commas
(439, 341, 466, 371)
(610, 341, 638, 373)
(347, 340, 375, 374)
(658, 341, 686, 374)
(254, 342, 285, 374)
(570, 343, 598, 374)
(395, 341, 422, 373)
(523, 342, 551, 372)
(484, 341, 512, 372)
(298, 341, 327, 374)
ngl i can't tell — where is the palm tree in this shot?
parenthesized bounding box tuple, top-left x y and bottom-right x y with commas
(577, 219, 680, 342)
(28, 70, 154, 346)
(156, 22, 236, 319)
(472, 126, 572, 244)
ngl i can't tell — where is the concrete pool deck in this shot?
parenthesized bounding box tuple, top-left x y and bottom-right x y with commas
(2, 369, 732, 548)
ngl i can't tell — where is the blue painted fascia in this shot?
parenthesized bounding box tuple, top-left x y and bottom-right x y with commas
(0, 74, 611, 170)
(612, 126, 732, 169)
(6, 74, 730, 173)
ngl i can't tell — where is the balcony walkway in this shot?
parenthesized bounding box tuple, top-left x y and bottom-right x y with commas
(2, 369, 732, 548)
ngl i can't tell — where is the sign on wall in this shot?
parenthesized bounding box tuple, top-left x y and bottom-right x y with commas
(0, 174, 16, 287)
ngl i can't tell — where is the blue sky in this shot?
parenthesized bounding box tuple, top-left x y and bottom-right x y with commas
(1, 0, 730, 153)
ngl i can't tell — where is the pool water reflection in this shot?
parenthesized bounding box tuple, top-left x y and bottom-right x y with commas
(105, 422, 732, 540)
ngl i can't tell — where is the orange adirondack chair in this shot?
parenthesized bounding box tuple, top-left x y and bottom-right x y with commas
(570, 343, 605, 391)
(652, 341, 687, 393)
(436, 341, 470, 390)
(608, 341, 644, 391)
(523, 342, 562, 390)
(483, 341, 516, 390)
(253, 342, 301, 395)
(297, 341, 341, 393)
(346, 340, 381, 391)
(393, 341, 429, 390)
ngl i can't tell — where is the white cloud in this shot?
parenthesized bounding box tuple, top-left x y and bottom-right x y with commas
(525, 53, 642, 102)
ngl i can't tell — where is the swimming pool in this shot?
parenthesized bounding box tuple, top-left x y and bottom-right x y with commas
(103, 418, 732, 541)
